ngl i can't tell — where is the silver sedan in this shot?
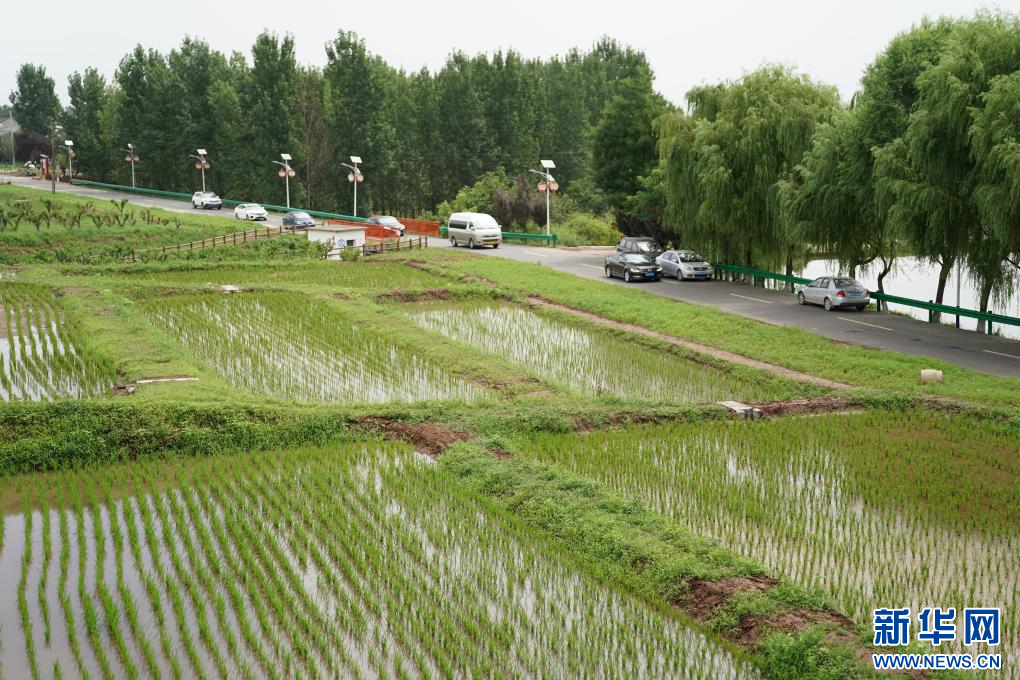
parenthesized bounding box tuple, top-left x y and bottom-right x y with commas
(655, 250, 714, 280)
(797, 276, 870, 311)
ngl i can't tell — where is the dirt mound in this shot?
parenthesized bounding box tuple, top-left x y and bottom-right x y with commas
(682, 575, 778, 620)
(748, 396, 857, 417)
(377, 288, 451, 303)
(358, 417, 468, 457)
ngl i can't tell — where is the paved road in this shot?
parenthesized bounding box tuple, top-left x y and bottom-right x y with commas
(430, 239, 1020, 380)
(7, 175, 1020, 379)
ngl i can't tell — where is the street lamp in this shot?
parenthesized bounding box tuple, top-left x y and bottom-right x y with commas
(64, 140, 75, 181)
(123, 143, 139, 188)
(528, 159, 558, 236)
(189, 148, 209, 192)
(340, 155, 363, 217)
(272, 153, 295, 207)
(50, 124, 63, 194)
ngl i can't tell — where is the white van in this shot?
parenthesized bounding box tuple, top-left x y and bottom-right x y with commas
(447, 212, 502, 249)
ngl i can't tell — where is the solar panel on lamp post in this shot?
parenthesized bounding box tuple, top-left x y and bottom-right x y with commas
(340, 155, 363, 217)
(273, 153, 294, 207)
(527, 159, 556, 236)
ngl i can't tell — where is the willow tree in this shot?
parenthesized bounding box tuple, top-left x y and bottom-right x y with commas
(658, 66, 840, 272)
(876, 12, 1020, 325)
(782, 18, 957, 308)
(971, 68, 1020, 332)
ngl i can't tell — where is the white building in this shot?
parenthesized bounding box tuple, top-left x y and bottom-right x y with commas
(306, 224, 366, 257)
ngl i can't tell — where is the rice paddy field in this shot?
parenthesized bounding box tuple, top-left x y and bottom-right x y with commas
(4, 184, 1020, 680)
(0, 442, 759, 680)
(120, 262, 448, 290)
(1, 284, 116, 401)
(409, 302, 794, 402)
(518, 410, 1020, 671)
(145, 292, 484, 404)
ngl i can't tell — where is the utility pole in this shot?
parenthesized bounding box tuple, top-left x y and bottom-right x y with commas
(341, 156, 363, 217)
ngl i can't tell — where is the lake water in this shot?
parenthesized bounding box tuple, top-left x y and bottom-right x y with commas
(800, 257, 1020, 340)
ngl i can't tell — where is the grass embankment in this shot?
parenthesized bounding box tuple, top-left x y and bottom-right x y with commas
(418, 250, 1020, 407)
(0, 185, 321, 263)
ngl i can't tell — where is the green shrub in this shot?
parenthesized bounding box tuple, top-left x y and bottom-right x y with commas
(554, 213, 620, 247)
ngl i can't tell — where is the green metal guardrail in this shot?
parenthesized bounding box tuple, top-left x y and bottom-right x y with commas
(438, 225, 557, 246)
(71, 179, 365, 222)
(711, 262, 1020, 332)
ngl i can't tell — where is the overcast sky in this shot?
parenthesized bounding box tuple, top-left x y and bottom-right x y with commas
(2, 0, 1000, 109)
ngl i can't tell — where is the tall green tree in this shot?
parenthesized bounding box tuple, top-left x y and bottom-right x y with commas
(64, 68, 109, 178)
(9, 64, 61, 135)
(877, 12, 1020, 326)
(237, 32, 302, 205)
(591, 66, 666, 227)
(659, 66, 840, 271)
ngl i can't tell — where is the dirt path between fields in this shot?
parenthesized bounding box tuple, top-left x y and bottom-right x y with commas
(527, 297, 852, 390)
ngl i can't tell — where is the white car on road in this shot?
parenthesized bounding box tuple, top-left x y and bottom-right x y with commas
(234, 203, 269, 221)
(192, 191, 222, 210)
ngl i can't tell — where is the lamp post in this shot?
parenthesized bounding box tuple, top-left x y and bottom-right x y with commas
(340, 156, 363, 217)
(272, 153, 295, 207)
(189, 148, 209, 192)
(528, 159, 557, 236)
(50, 124, 63, 194)
(123, 143, 139, 188)
(64, 140, 75, 181)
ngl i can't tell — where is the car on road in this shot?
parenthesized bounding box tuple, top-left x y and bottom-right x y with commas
(616, 236, 663, 259)
(797, 276, 871, 311)
(448, 212, 502, 249)
(605, 252, 662, 282)
(282, 211, 316, 229)
(366, 215, 406, 235)
(656, 250, 713, 280)
(192, 191, 222, 210)
(233, 203, 269, 221)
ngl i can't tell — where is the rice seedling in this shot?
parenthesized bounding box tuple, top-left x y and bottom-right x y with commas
(146, 292, 484, 404)
(410, 302, 793, 402)
(0, 283, 116, 401)
(518, 410, 1020, 672)
(0, 443, 760, 679)
(125, 261, 447, 290)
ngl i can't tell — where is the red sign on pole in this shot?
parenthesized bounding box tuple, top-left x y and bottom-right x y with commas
(537, 181, 547, 192)
(549, 180, 559, 192)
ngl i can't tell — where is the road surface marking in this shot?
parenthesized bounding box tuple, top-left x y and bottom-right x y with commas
(982, 349, 1020, 360)
(837, 316, 894, 331)
(529, 250, 550, 258)
(580, 264, 604, 270)
(729, 293, 772, 304)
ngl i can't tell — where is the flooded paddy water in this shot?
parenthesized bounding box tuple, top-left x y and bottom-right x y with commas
(0, 444, 760, 679)
(1, 284, 116, 401)
(146, 292, 484, 404)
(520, 411, 1020, 676)
(409, 302, 797, 403)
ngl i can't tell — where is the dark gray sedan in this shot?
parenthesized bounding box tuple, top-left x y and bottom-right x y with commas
(797, 276, 871, 311)
(656, 250, 713, 280)
(605, 252, 662, 282)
